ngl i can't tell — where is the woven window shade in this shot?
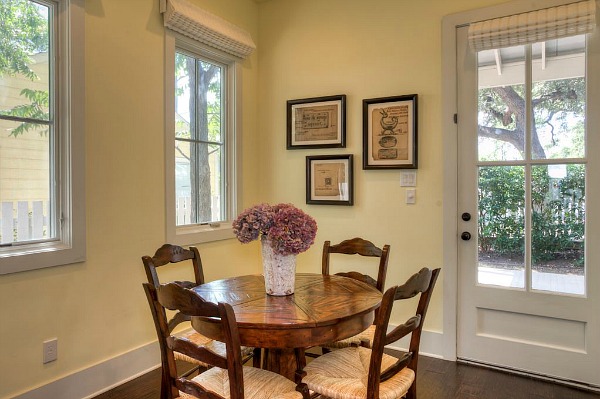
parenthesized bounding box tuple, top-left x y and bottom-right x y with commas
(160, 0, 256, 59)
(468, 0, 596, 51)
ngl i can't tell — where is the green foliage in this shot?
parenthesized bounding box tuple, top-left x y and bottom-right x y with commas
(478, 165, 585, 264)
(478, 166, 525, 255)
(1, 88, 49, 136)
(531, 164, 585, 263)
(0, 0, 48, 79)
(0, 0, 50, 136)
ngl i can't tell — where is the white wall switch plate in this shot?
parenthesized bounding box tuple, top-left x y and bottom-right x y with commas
(400, 171, 417, 187)
(406, 188, 416, 204)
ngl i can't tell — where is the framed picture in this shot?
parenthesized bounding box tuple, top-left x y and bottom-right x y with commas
(306, 155, 353, 205)
(362, 94, 418, 169)
(287, 95, 346, 149)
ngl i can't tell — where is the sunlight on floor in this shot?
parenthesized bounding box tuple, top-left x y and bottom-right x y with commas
(478, 267, 584, 295)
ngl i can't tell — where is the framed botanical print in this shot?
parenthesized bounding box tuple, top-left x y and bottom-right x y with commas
(306, 154, 353, 205)
(287, 95, 346, 149)
(363, 94, 418, 169)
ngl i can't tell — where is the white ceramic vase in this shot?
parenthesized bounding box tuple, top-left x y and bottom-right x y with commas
(261, 237, 296, 296)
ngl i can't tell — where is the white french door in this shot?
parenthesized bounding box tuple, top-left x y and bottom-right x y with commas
(456, 23, 600, 387)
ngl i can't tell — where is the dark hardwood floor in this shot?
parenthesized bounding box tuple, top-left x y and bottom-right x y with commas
(93, 355, 600, 399)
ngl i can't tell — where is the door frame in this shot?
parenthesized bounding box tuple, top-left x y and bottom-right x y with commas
(440, 0, 596, 363)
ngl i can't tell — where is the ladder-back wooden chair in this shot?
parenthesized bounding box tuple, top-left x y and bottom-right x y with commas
(320, 237, 390, 350)
(301, 267, 440, 399)
(150, 282, 309, 399)
(141, 244, 258, 398)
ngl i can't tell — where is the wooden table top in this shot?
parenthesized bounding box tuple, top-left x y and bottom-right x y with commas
(191, 273, 382, 349)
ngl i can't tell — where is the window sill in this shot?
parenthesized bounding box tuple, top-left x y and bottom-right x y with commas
(0, 240, 86, 275)
(166, 222, 234, 246)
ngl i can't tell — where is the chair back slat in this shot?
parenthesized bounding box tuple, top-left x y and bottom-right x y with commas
(156, 282, 220, 318)
(142, 244, 204, 287)
(322, 237, 390, 293)
(167, 336, 228, 370)
(384, 315, 421, 346)
(393, 268, 433, 300)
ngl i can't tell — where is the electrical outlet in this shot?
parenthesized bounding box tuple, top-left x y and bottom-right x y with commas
(43, 338, 58, 363)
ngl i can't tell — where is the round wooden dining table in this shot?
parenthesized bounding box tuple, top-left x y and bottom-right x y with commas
(191, 273, 382, 380)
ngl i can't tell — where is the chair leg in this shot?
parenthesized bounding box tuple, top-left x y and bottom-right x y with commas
(263, 348, 270, 369)
(253, 347, 262, 368)
(405, 382, 416, 399)
(160, 367, 170, 399)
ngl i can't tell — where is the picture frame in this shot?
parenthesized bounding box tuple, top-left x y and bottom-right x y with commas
(362, 94, 418, 169)
(287, 95, 346, 149)
(306, 154, 353, 206)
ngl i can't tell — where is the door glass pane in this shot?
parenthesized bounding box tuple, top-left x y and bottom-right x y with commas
(478, 166, 525, 288)
(531, 36, 586, 160)
(531, 164, 585, 295)
(477, 45, 525, 161)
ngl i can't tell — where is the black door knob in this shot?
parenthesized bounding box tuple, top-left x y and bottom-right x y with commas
(461, 232, 471, 241)
(461, 212, 471, 221)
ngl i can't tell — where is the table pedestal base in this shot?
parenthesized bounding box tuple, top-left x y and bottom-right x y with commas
(263, 348, 306, 381)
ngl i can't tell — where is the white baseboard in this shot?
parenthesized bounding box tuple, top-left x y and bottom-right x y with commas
(11, 342, 161, 399)
(11, 329, 445, 399)
(386, 328, 445, 359)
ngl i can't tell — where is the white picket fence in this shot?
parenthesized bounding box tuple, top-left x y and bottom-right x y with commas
(0, 201, 49, 244)
(175, 196, 221, 226)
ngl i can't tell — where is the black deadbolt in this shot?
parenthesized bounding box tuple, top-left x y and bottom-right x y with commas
(461, 212, 471, 221)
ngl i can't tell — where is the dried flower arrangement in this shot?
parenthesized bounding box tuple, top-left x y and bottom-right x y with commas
(232, 203, 317, 256)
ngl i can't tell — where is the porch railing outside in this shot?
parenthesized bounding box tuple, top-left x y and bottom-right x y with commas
(0, 201, 49, 244)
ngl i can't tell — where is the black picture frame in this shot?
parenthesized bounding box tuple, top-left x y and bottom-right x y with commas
(306, 154, 353, 206)
(362, 94, 418, 169)
(287, 95, 346, 149)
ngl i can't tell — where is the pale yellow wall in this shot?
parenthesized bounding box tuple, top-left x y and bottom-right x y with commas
(0, 0, 516, 397)
(256, 0, 507, 331)
(0, 0, 260, 397)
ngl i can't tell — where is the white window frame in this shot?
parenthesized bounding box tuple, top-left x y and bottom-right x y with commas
(0, 0, 85, 275)
(165, 31, 242, 245)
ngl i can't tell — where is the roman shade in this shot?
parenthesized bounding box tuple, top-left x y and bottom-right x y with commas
(160, 0, 256, 59)
(468, 0, 597, 51)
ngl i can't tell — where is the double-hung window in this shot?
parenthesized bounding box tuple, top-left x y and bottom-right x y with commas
(165, 33, 240, 244)
(0, 0, 85, 274)
(162, 0, 254, 244)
